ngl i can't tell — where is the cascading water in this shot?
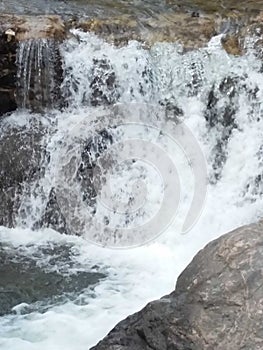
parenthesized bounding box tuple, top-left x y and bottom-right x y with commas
(1, 28, 263, 350)
(16, 38, 62, 112)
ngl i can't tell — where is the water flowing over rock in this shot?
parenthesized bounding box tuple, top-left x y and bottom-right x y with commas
(16, 38, 63, 112)
(1, 7, 263, 115)
(0, 118, 46, 227)
(0, 15, 65, 115)
(91, 221, 263, 350)
(1, 1, 263, 349)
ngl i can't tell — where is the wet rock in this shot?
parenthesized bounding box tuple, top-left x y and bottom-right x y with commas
(74, 9, 263, 53)
(77, 16, 139, 46)
(0, 243, 105, 315)
(206, 75, 260, 182)
(34, 187, 69, 234)
(205, 76, 239, 182)
(243, 145, 263, 200)
(76, 129, 114, 210)
(0, 14, 66, 41)
(0, 15, 65, 115)
(89, 59, 119, 107)
(92, 220, 263, 350)
(34, 128, 114, 235)
(0, 119, 45, 227)
(15, 38, 64, 112)
(0, 32, 17, 115)
(221, 35, 243, 56)
(76, 13, 217, 49)
(159, 99, 184, 123)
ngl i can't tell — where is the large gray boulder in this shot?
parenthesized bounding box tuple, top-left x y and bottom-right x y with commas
(91, 221, 263, 350)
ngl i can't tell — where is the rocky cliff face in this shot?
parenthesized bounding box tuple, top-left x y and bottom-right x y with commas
(91, 221, 263, 350)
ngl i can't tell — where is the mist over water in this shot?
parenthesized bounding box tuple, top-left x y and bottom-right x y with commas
(1, 29, 263, 349)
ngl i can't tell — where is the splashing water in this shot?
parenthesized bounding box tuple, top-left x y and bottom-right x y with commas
(1, 30, 263, 349)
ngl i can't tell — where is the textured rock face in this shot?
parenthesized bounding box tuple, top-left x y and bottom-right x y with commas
(0, 14, 65, 41)
(0, 32, 17, 115)
(92, 221, 263, 350)
(75, 10, 263, 50)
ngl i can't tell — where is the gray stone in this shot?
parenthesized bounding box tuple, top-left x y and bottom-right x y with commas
(91, 221, 263, 350)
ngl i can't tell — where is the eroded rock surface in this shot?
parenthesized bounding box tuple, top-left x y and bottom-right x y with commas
(92, 221, 263, 350)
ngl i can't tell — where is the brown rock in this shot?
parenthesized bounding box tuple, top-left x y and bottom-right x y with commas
(0, 14, 66, 42)
(221, 35, 243, 55)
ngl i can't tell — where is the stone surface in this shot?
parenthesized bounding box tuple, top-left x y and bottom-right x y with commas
(0, 14, 66, 41)
(0, 242, 105, 315)
(74, 10, 263, 51)
(0, 32, 17, 115)
(92, 221, 263, 350)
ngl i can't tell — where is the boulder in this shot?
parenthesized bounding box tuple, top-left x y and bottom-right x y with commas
(91, 221, 263, 350)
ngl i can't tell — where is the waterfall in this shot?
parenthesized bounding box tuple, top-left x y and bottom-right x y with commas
(12, 31, 263, 242)
(16, 38, 62, 112)
(1, 28, 263, 350)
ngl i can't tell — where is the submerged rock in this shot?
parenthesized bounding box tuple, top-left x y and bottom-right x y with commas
(92, 221, 263, 350)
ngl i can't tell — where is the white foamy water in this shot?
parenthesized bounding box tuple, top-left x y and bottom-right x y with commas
(1, 31, 263, 349)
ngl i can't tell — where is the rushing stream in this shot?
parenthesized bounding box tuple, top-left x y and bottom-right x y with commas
(1, 13, 263, 350)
